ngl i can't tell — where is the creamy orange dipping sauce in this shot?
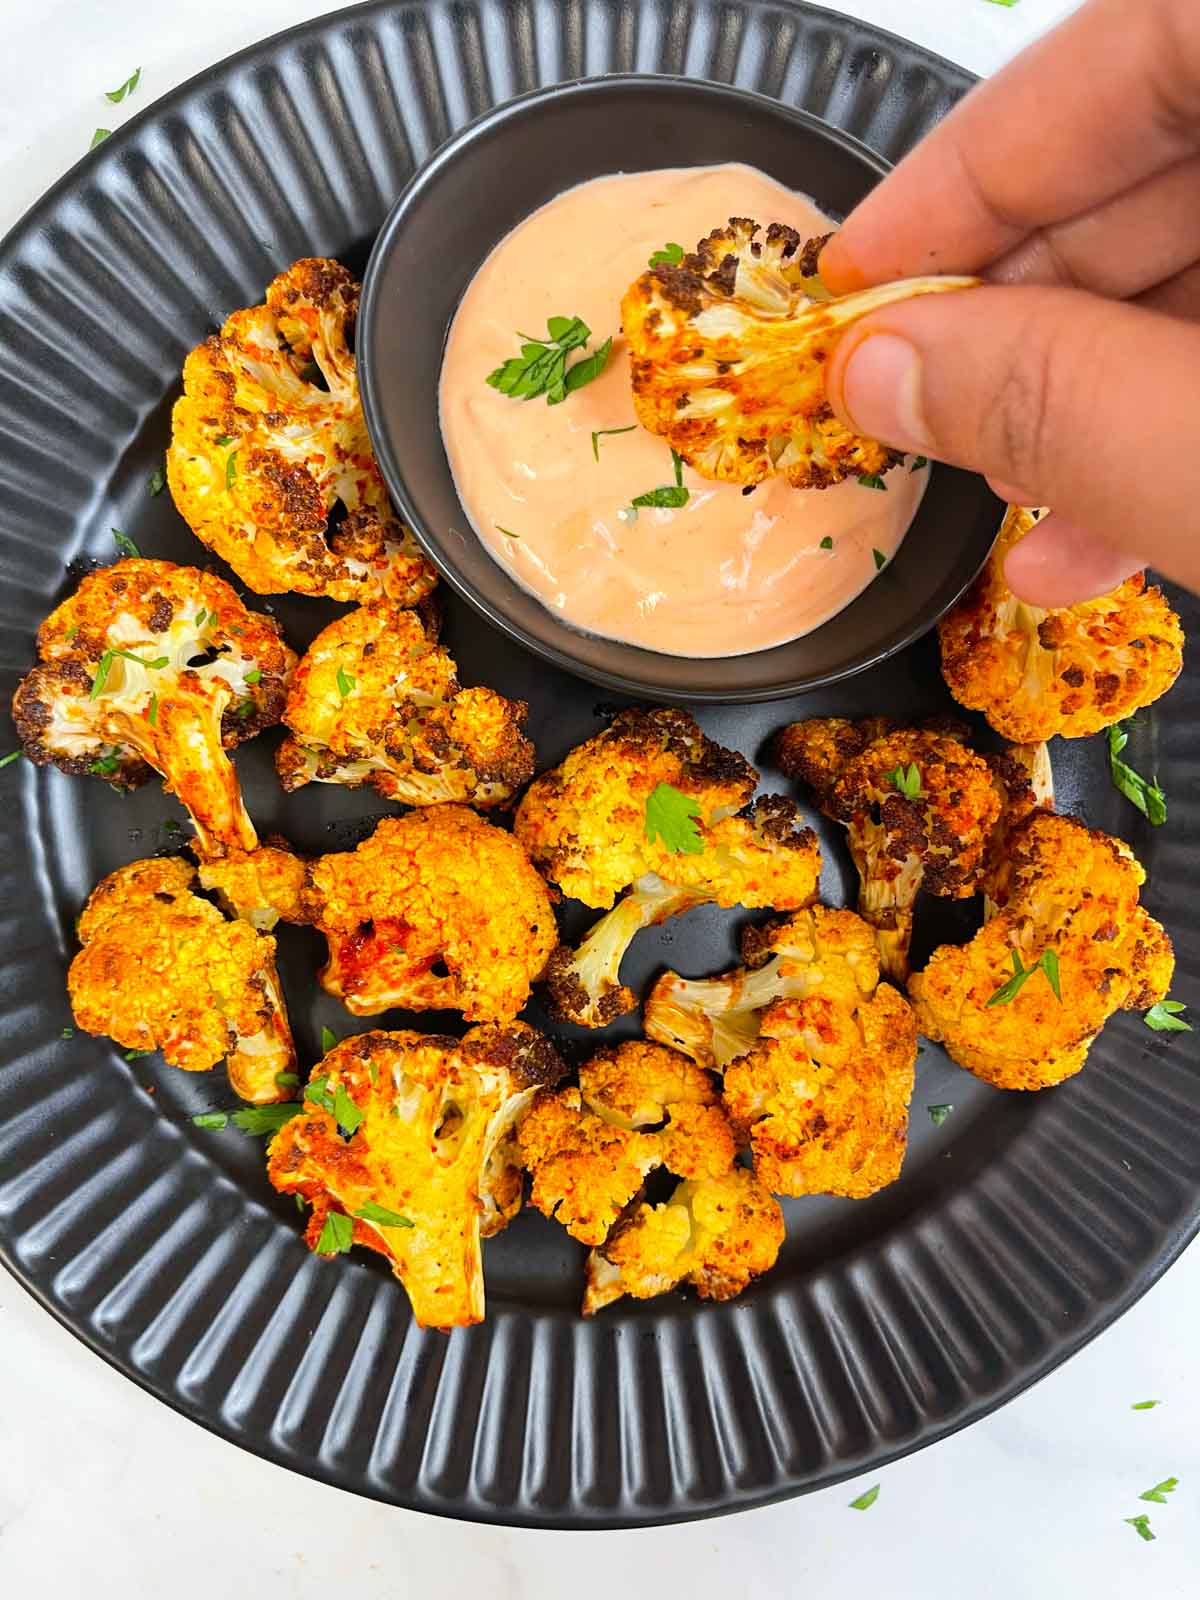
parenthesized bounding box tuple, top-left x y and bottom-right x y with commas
(439, 163, 927, 657)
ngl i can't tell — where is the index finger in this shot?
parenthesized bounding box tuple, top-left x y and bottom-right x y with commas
(821, 0, 1200, 292)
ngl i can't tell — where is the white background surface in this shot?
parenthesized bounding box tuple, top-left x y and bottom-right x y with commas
(1, 1, 1196, 1595)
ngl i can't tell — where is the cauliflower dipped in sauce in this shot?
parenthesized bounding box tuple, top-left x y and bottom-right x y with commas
(776, 716, 1041, 981)
(938, 506, 1183, 742)
(168, 258, 436, 604)
(647, 905, 918, 1199)
(301, 808, 558, 1023)
(68, 857, 296, 1103)
(514, 709, 821, 1027)
(276, 599, 534, 809)
(909, 811, 1173, 1091)
(267, 1025, 565, 1328)
(622, 217, 974, 490)
(12, 559, 295, 858)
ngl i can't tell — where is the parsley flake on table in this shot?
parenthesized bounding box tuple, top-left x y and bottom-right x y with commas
(1107, 722, 1166, 825)
(648, 242, 685, 267)
(355, 1201, 414, 1229)
(986, 947, 1062, 1007)
(886, 762, 924, 800)
(315, 1211, 355, 1255)
(1144, 999, 1191, 1033)
(1139, 1476, 1179, 1504)
(849, 1484, 880, 1510)
(1124, 1513, 1155, 1542)
(645, 782, 704, 855)
(105, 67, 142, 104)
(486, 315, 612, 404)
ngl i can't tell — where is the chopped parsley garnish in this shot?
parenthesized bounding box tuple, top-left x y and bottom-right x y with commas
(147, 463, 166, 496)
(112, 528, 140, 558)
(591, 424, 637, 461)
(191, 1112, 228, 1130)
(124, 1047, 155, 1060)
(105, 67, 141, 103)
(0, 750, 22, 769)
(320, 1026, 338, 1053)
(225, 450, 239, 490)
(315, 1211, 355, 1255)
(230, 1102, 305, 1136)
(146, 692, 158, 726)
(928, 1103, 954, 1126)
(61, 1026, 75, 1038)
(214, 434, 234, 447)
(88, 749, 123, 775)
(90, 648, 169, 698)
(1107, 722, 1166, 825)
(275, 1072, 299, 1088)
(486, 315, 612, 405)
(645, 782, 704, 855)
(305, 1075, 335, 1113)
(235, 699, 254, 718)
(1132, 1400, 1163, 1410)
(495, 525, 520, 540)
(1144, 999, 1192, 1033)
(333, 1084, 364, 1136)
(872, 548, 887, 571)
(886, 762, 924, 800)
(910, 455, 929, 470)
(90, 128, 111, 150)
(1139, 1477, 1179, 1504)
(335, 665, 356, 699)
(819, 536, 834, 551)
(849, 1484, 880, 1510)
(299, 360, 322, 384)
(355, 1201, 414, 1229)
(632, 448, 689, 509)
(859, 474, 887, 490)
(194, 608, 208, 628)
(983, 0, 1020, 7)
(244, 668, 262, 684)
(1124, 1513, 1155, 1542)
(649, 242, 685, 267)
(986, 947, 1062, 1007)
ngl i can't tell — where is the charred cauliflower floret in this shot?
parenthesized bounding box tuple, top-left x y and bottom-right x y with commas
(583, 1167, 785, 1315)
(267, 1025, 564, 1328)
(12, 559, 294, 858)
(721, 987, 916, 1198)
(622, 218, 974, 489)
(167, 258, 436, 604)
(938, 506, 1183, 742)
(301, 807, 557, 1023)
(519, 1039, 738, 1244)
(909, 811, 1173, 1091)
(68, 856, 295, 1102)
(515, 710, 820, 1026)
(776, 717, 1007, 980)
(275, 600, 534, 809)
(197, 842, 308, 931)
(646, 905, 883, 1069)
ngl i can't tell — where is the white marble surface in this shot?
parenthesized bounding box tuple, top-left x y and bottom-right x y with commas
(1, 0, 1196, 1592)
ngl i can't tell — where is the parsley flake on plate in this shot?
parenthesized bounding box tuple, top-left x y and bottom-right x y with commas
(335, 666, 356, 699)
(986, 947, 1062, 1007)
(1139, 1476, 1179, 1504)
(645, 782, 704, 855)
(1124, 1513, 1155, 1542)
(147, 463, 166, 496)
(1144, 999, 1191, 1033)
(112, 528, 140, 558)
(231, 1102, 304, 1136)
(316, 1211, 355, 1255)
(355, 1201, 414, 1229)
(105, 67, 141, 104)
(0, 750, 22, 769)
(927, 1104, 954, 1127)
(1108, 722, 1166, 825)
(887, 762, 924, 800)
(849, 1484, 880, 1510)
(320, 1026, 338, 1053)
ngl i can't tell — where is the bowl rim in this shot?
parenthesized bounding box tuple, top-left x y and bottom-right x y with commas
(359, 73, 997, 703)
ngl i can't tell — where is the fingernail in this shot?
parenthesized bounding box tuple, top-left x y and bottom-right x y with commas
(838, 334, 932, 454)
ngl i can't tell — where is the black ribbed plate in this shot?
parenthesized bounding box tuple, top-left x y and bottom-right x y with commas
(0, 0, 1196, 1529)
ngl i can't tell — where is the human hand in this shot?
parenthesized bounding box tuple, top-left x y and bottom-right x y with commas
(819, 0, 1200, 605)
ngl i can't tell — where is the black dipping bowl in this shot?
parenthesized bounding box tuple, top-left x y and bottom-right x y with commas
(360, 75, 1001, 702)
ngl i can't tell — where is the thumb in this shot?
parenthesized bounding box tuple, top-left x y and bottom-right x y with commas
(825, 285, 1200, 597)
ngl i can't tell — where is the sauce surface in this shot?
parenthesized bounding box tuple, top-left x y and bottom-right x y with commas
(439, 163, 926, 657)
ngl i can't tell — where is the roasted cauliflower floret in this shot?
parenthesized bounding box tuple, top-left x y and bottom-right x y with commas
(197, 842, 308, 931)
(938, 506, 1184, 742)
(909, 811, 1173, 1091)
(583, 1168, 785, 1315)
(267, 1025, 564, 1328)
(12, 559, 294, 858)
(516, 710, 820, 1026)
(517, 1085, 665, 1245)
(68, 856, 295, 1103)
(646, 905, 883, 1069)
(777, 718, 1005, 979)
(723, 985, 917, 1199)
(622, 218, 974, 489)
(578, 1038, 720, 1129)
(275, 600, 534, 808)
(167, 257, 436, 604)
(301, 807, 557, 1023)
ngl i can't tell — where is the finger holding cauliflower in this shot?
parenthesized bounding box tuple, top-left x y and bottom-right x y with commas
(12, 558, 295, 858)
(275, 599, 534, 809)
(68, 856, 296, 1103)
(168, 258, 436, 605)
(938, 506, 1183, 742)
